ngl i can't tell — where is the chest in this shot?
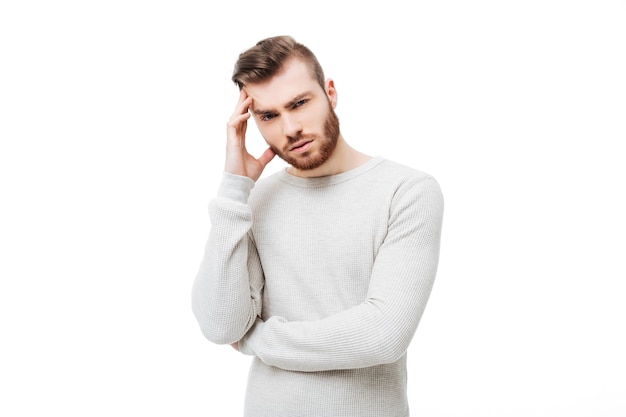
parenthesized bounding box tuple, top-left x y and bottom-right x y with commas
(250, 187, 393, 319)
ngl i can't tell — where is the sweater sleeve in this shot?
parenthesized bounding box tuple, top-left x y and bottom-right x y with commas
(191, 172, 264, 345)
(238, 177, 444, 371)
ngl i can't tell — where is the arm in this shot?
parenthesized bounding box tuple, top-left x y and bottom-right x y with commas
(191, 90, 275, 345)
(238, 177, 444, 371)
(191, 173, 264, 345)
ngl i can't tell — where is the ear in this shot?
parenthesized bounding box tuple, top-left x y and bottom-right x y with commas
(324, 78, 338, 108)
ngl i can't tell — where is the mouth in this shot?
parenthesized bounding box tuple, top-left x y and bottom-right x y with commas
(289, 140, 313, 154)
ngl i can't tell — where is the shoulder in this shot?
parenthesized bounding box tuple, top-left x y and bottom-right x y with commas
(248, 168, 289, 206)
(374, 158, 442, 193)
(373, 159, 444, 215)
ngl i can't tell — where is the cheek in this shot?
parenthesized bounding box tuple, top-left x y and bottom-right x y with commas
(257, 124, 280, 144)
(310, 104, 330, 125)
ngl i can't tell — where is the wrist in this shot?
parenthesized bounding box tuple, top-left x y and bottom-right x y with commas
(217, 172, 255, 203)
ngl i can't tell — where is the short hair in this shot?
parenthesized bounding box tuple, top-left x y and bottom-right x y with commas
(232, 35, 325, 90)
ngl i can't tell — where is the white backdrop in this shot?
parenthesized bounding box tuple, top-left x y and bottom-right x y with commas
(1, 1, 624, 416)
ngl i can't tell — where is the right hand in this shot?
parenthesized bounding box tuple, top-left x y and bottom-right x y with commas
(225, 90, 276, 181)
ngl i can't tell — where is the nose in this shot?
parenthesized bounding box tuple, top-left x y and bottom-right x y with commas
(282, 114, 302, 139)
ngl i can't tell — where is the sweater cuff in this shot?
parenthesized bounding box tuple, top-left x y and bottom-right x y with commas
(217, 172, 255, 204)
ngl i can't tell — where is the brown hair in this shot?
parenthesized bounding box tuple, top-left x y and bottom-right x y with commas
(232, 35, 325, 90)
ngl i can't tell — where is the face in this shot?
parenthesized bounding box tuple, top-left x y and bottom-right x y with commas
(245, 59, 340, 171)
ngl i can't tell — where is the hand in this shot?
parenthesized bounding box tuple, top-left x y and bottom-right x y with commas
(225, 90, 276, 181)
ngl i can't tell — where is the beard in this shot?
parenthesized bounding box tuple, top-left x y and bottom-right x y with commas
(270, 101, 340, 171)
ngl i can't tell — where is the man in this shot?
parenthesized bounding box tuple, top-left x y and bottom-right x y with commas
(192, 35, 444, 416)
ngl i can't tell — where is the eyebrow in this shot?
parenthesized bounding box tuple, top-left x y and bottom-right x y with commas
(252, 92, 312, 116)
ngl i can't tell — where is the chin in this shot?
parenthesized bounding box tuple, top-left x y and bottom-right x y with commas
(284, 149, 330, 171)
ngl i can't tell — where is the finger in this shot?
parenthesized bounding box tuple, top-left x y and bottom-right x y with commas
(232, 92, 252, 117)
(228, 111, 251, 126)
(257, 147, 276, 168)
(231, 99, 252, 120)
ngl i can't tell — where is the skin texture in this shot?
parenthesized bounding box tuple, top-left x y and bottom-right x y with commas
(225, 58, 370, 180)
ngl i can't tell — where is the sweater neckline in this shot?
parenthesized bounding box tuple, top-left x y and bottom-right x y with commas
(276, 156, 385, 188)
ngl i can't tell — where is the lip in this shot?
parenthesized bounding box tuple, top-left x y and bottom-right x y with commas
(289, 140, 313, 153)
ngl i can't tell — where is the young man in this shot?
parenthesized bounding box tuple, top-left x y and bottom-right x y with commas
(192, 35, 444, 416)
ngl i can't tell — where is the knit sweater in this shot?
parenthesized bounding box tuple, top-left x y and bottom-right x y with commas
(192, 156, 444, 417)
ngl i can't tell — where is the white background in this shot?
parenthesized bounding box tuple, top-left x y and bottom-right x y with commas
(1, 1, 624, 416)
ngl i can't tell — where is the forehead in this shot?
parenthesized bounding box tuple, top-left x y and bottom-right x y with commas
(246, 59, 322, 110)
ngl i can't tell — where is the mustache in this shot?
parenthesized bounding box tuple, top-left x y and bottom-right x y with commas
(287, 133, 316, 145)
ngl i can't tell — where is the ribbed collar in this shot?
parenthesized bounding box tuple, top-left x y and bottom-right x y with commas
(275, 156, 386, 188)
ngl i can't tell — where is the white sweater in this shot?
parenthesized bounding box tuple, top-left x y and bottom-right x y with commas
(192, 156, 444, 416)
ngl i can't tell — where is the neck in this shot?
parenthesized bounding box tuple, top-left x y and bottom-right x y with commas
(287, 135, 372, 178)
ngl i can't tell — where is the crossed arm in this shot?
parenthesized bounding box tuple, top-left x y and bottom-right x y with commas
(192, 174, 444, 372)
(237, 177, 443, 372)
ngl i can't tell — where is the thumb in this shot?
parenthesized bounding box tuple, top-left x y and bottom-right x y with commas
(257, 147, 276, 168)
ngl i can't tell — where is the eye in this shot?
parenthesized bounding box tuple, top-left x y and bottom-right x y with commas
(293, 99, 308, 108)
(260, 113, 277, 122)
